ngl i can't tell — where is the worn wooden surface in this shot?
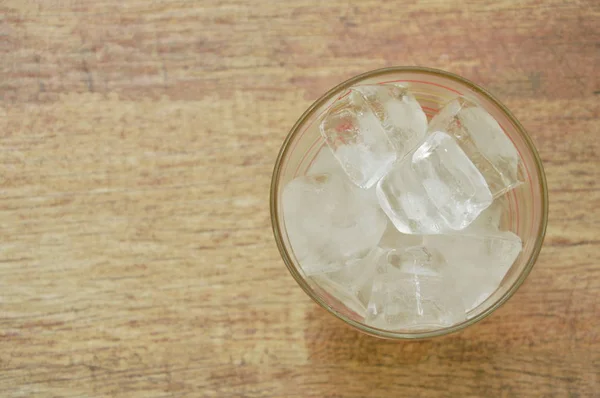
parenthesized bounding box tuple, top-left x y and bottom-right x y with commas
(1, 0, 599, 396)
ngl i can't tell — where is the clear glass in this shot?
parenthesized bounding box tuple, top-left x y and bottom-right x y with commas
(270, 67, 548, 339)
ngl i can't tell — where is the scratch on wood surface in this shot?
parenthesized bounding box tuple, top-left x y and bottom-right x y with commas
(80, 58, 94, 93)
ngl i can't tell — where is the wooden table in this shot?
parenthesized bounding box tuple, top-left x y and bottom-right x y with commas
(1, 0, 598, 396)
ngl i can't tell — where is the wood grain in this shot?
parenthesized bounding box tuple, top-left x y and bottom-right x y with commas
(1, 0, 599, 396)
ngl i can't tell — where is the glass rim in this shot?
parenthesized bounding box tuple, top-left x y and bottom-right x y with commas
(270, 66, 549, 339)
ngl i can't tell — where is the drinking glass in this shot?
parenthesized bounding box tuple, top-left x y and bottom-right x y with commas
(270, 66, 548, 339)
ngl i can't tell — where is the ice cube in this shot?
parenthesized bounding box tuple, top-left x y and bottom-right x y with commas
(365, 246, 466, 330)
(469, 195, 509, 231)
(377, 132, 493, 234)
(282, 173, 387, 276)
(378, 221, 423, 249)
(320, 90, 397, 188)
(307, 145, 344, 176)
(312, 248, 383, 318)
(425, 230, 522, 311)
(353, 83, 427, 159)
(429, 97, 520, 197)
(308, 146, 378, 207)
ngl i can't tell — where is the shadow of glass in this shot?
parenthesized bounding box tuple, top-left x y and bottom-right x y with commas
(303, 304, 504, 367)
